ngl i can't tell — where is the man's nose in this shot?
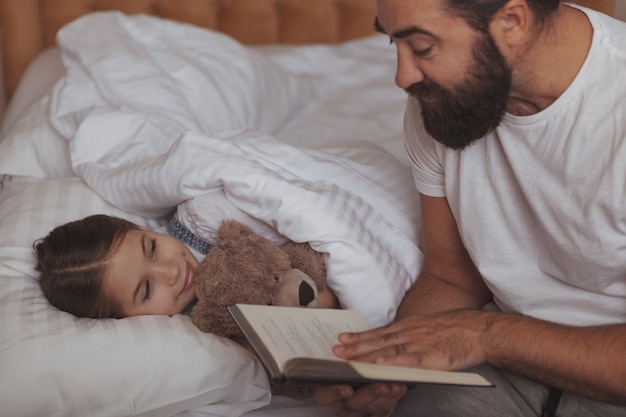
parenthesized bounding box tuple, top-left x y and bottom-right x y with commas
(395, 49, 425, 90)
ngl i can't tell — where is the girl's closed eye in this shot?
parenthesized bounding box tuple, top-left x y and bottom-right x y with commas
(143, 280, 152, 302)
(150, 238, 157, 258)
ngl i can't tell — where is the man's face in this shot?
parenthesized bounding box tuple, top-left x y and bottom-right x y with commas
(377, 0, 512, 149)
(407, 31, 511, 149)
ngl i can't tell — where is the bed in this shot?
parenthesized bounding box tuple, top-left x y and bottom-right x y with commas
(0, 1, 610, 417)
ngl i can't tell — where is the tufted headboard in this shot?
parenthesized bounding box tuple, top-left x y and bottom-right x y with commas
(0, 0, 614, 103)
(0, 0, 377, 101)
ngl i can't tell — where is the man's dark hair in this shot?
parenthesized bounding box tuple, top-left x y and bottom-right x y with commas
(445, 0, 561, 33)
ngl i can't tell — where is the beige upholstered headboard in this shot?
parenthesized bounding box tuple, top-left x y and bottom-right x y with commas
(0, 0, 614, 103)
(0, 0, 377, 101)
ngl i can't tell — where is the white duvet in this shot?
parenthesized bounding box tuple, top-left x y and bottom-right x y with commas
(49, 12, 423, 327)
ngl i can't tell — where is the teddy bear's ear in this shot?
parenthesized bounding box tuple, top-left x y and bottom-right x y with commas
(217, 219, 255, 242)
(281, 242, 327, 290)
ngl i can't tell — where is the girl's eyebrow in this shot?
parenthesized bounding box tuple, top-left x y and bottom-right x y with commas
(373, 16, 438, 40)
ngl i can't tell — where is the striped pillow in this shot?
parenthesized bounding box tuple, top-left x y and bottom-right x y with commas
(0, 175, 270, 417)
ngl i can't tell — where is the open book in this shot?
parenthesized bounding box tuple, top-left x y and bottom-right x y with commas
(228, 304, 492, 387)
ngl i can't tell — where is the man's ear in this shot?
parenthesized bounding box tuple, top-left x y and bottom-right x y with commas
(489, 0, 530, 50)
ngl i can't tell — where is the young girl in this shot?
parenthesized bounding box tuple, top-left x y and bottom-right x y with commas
(34, 214, 338, 319)
(34, 214, 200, 319)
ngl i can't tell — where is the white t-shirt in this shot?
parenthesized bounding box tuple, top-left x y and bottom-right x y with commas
(405, 6, 626, 326)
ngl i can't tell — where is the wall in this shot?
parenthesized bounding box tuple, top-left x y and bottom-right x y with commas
(615, 1, 626, 21)
(0, 2, 624, 124)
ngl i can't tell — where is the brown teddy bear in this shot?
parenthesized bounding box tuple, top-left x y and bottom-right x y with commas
(190, 219, 328, 398)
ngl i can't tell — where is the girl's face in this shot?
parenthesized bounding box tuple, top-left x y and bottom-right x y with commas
(103, 228, 198, 317)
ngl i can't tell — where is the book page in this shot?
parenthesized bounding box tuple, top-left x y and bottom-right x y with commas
(233, 305, 369, 370)
(349, 361, 492, 386)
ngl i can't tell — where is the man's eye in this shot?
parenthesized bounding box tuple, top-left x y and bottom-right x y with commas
(413, 46, 432, 57)
(143, 281, 152, 302)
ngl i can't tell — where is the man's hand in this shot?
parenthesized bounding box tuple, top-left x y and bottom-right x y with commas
(315, 383, 407, 417)
(329, 307, 626, 405)
(332, 310, 490, 371)
(314, 309, 490, 416)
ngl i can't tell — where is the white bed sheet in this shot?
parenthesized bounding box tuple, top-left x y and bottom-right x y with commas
(0, 12, 420, 417)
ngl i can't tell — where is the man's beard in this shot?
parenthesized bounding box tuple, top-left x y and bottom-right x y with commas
(406, 32, 512, 150)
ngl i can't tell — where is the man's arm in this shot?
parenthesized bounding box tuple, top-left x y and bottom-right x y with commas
(483, 312, 626, 403)
(395, 194, 493, 318)
(340, 306, 626, 403)
(327, 194, 493, 366)
(334, 194, 626, 404)
(315, 194, 492, 416)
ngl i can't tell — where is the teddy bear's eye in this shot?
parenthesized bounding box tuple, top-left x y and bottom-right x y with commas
(273, 276, 280, 283)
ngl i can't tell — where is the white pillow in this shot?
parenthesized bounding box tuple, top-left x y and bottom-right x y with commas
(0, 175, 270, 417)
(0, 48, 73, 178)
(0, 94, 74, 178)
(50, 11, 317, 147)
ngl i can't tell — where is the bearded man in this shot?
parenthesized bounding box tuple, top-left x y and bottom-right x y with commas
(316, 1, 626, 416)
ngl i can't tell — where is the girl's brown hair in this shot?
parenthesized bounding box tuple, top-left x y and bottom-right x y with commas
(33, 214, 140, 319)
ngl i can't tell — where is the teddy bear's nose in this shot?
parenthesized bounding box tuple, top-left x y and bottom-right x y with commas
(298, 281, 315, 306)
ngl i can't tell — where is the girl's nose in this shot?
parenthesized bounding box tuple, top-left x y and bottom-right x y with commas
(395, 49, 425, 90)
(154, 260, 179, 285)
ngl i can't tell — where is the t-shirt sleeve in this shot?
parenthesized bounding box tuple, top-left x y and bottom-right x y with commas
(403, 96, 446, 197)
